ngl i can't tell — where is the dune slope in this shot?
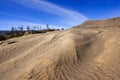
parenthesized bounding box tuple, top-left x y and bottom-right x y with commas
(0, 28, 120, 80)
(75, 17, 120, 28)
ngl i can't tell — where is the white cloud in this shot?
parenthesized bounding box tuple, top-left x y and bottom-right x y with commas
(12, 0, 88, 26)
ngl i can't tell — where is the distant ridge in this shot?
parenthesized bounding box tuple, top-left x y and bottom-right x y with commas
(0, 30, 10, 34)
(75, 17, 120, 28)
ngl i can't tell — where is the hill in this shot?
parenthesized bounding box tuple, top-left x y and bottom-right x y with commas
(75, 17, 120, 28)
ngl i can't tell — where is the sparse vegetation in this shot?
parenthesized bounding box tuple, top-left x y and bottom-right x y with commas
(0, 34, 8, 41)
(0, 24, 64, 41)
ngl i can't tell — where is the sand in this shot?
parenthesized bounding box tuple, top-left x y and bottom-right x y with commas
(0, 27, 120, 80)
(75, 17, 120, 28)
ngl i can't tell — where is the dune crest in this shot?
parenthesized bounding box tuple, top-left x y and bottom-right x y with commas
(75, 17, 120, 28)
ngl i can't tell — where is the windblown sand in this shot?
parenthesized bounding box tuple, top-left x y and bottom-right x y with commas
(0, 28, 120, 80)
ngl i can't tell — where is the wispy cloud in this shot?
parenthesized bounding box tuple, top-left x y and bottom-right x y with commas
(12, 0, 88, 27)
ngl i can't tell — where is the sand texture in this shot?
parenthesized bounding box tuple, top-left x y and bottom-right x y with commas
(0, 28, 120, 80)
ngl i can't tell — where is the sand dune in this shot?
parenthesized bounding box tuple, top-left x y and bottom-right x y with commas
(0, 27, 120, 80)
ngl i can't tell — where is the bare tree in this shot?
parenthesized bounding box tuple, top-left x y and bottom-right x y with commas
(46, 24, 50, 30)
(26, 26, 31, 31)
(39, 26, 42, 30)
(11, 26, 15, 32)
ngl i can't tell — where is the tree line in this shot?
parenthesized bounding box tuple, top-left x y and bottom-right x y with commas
(0, 24, 64, 41)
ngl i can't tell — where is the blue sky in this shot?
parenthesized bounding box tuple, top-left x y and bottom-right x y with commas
(0, 0, 120, 30)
